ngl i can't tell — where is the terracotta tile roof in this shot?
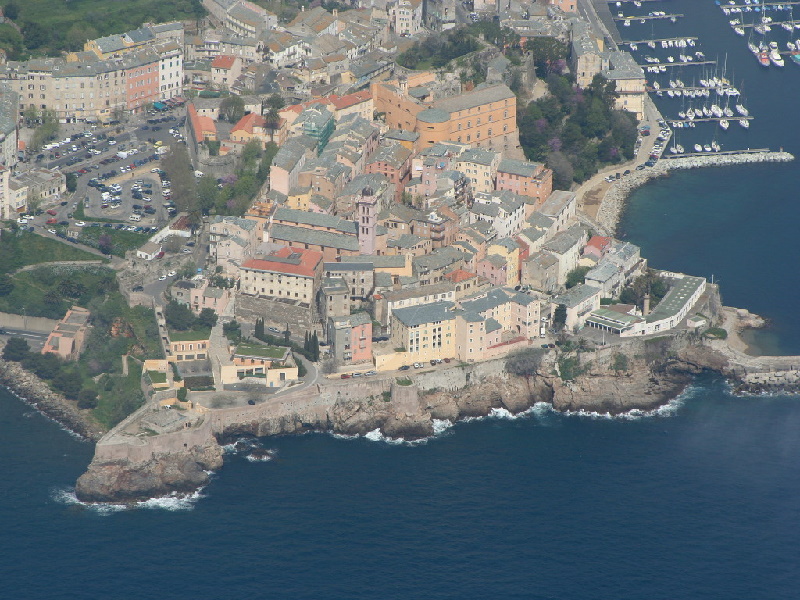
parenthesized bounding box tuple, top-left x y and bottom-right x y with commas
(444, 269, 477, 283)
(232, 112, 266, 134)
(211, 54, 237, 69)
(242, 246, 323, 277)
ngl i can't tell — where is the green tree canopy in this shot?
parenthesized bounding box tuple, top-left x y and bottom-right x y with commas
(2, 336, 29, 361)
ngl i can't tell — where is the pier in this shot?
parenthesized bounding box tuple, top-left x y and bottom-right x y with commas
(661, 147, 770, 159)
(721, 1, 800, 8)
(613, 14, 683, 21)
(667, 116, 754, 124)
(646, 60, 718, 68)
(626, 36, 699, 45)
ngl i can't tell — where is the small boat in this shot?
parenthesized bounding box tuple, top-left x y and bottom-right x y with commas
(704, 144, 713, 151)
(791, 51, 800, 65)
(711, 141, 721, 152)
(758, 50, 771, 66)
(711, 104, 723, 117)
(686, 108, 695, 119)
(736, 103, 749, 116)
(647, 41, 656, 49)
(678, 110, 686, 118)
(723, 106, 734, 117)
(770, 48, 785, 66)
(739, 118, 750, 128)
(748, 42, 759, 54)
(694, 144, 703, 152)
(788, 41, 797, 51)
(703, 106, 712, 117)
(719, 119, 730, 130)
(735, 26, 746, 35)
(676, 144, 684, 153)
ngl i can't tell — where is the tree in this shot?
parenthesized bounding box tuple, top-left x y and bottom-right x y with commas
(177, 387, 187, 402)
(196, 174, 219, 215)
(219, 95, 245, 123)
(65, 22, 98, 51)
(65, 172, 78, 193)
(3, 1, 19, 21)
(197, 308, 218, 329)
(565, 266, 591, 289)
(22, 352, 61, 380)
(53, 370, 83, 400)
(265, 93, 285, 112)
(2, 336, 29, 361)
(553, 304, 567, 329)
(223, 319, 242, 342)
(77, 388, 98, 409)
(310, 332, 320, 362)
(505, 348, 545, 378)
(612, 353, 629, 373)
(97, 234, 113, 255)
(283, 325, 290, 345)
(164, 300, 196, 331)
(0, 274, 14, 296)
(254, 317, 264, 340)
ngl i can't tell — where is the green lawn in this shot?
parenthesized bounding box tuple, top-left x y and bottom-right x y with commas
(0, 264, 117, 319)
(0, 230, 100, 274)
(235, 343, 287, 360)
(77, 226, 149, 257)
(147, 370, 167, 384)
(169, 328, 211, 342)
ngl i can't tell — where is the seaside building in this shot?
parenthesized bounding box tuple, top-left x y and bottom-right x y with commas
(41, 306, 91, 361)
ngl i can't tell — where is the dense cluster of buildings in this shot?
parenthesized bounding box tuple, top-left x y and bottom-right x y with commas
(5, 0, 696, 385)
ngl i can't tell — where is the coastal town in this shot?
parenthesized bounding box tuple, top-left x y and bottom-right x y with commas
(0, 0, 794, 501)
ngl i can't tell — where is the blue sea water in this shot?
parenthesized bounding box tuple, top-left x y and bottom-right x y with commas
(5, 2, 800, 598)
(5, 379, 800, 599)
(618, 0, 800, 355)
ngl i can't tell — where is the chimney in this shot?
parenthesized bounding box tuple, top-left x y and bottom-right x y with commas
(642, 293, 650, 316)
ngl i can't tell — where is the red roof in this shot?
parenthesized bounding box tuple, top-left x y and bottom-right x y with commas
(586, 235, 612, 252)
(232, 112, 266, 134)
(242, 246, 323, 278)
(444, 269, 477, 283)
(327, 90, 372, 110)
(211, 55, 237, 69)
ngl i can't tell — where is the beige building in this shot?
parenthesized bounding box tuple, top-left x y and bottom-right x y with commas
(41, 306, 91, 360)
(240, 247, 323, 306)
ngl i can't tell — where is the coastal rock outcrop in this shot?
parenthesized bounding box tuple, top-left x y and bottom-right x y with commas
(0, 354, 104, 441)
(75, 441, 223, 503)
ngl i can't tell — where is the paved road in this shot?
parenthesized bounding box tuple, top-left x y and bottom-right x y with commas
(0, 327, 49, 351)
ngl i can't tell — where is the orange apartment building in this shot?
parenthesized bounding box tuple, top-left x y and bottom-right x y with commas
(41, 306, 91, 361)
(372, 74, 517, 152)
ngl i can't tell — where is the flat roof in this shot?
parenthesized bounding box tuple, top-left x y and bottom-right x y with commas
(646, 275, 706, 323)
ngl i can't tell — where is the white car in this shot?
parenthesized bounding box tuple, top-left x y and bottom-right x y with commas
(108, 140, 117, 145)
(75, 221, 86, 227)
(167, 270, 176, 277)
(158, 274, 167, 281)
(47, 228, 56, 235)
(182, 248, 192, 254)
(16, 217, 27, 224)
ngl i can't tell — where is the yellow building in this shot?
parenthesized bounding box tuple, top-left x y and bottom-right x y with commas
(220, 343, 299, 388)
(387, 301, 456, 365)
(486, 239, 521, 288)
(167, 330, 211, 362)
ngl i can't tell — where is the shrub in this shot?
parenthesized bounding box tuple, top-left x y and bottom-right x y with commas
(177, 387, 187, 402)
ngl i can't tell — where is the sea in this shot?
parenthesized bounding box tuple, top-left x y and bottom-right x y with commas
(5, 1, 800, 598)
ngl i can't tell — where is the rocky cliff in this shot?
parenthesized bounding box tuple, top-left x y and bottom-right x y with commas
(75, 441, 223, 503)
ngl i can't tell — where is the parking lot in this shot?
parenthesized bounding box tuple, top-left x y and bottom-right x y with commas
(84, 170, 174, 228)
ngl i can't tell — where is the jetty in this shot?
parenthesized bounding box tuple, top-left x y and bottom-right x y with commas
(661, 148, 771, 159)
(627, 36, 699, 45)
(613, 14, 683, 22)
(666, 116, 754, 124)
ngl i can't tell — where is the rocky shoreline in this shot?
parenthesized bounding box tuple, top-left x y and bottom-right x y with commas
(596, 151, 794, 231)
(0, 354, 105, 442)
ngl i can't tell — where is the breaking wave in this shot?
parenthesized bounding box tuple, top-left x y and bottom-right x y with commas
(51, 486, 205, 513)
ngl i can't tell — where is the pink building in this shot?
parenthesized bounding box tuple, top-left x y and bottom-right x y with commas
(125, 58, 160, 112)
(41, 306, 91, 361)
(327, 312, 372, 365)
(476, 254, 509, 288)
(583, 235, 612, 260)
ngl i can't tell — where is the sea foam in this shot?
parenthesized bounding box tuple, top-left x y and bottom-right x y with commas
(51, 486, 205, 513)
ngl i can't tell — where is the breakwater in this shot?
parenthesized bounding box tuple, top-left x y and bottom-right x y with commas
(596, 151, 795, 231)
